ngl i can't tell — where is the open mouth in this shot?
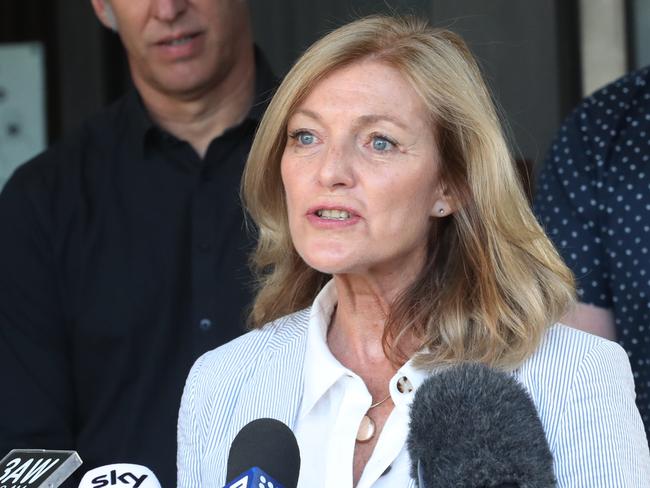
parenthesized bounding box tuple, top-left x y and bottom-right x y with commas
(316, 209, 351, 220)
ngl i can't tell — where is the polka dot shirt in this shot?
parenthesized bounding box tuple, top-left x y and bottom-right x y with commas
(534, 66, 650, 441)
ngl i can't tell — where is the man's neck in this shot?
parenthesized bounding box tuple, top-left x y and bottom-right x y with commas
(136, 46, 256, 159)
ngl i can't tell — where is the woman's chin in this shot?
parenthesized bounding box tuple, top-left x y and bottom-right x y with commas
(300, 251, 362, 276)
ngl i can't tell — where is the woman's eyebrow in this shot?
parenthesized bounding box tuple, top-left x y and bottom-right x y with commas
(355, 114, 409, 130)
(290, 108, 322, 122)
(291, 110, 409, 130)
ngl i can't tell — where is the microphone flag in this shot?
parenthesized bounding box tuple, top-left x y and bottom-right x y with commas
(0, 449, 82, 488)
(222, 467, 284, 488)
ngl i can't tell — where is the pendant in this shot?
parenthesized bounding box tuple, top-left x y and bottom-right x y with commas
(356, 414, 376, 443)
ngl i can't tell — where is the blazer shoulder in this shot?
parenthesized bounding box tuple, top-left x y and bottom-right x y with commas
(185, 308, 311, 395)
(529, 324, 627, 369)
(517, 329, 650, 485)
(178, 308, 312, 487)
(516, 324, 635, 441)
(519, 324, 630, 389)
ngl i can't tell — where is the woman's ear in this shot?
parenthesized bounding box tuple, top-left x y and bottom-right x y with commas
(431, 186, 456, 218)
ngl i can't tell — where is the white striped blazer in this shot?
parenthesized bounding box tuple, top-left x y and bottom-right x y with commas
(177, 308, 650, 487)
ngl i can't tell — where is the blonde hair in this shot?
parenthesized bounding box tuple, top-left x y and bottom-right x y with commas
(242, 15, 574, 369)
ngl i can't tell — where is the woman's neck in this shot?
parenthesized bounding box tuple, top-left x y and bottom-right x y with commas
(327, 275, 415, 383)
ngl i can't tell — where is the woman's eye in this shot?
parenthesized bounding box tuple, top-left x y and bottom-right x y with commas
(290, 130, 316, 146)
(371, 135, 395, 152)
(299, 133, 315, 145)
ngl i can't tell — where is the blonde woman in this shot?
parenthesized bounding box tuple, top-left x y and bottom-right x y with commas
(178, 15, 650, 487)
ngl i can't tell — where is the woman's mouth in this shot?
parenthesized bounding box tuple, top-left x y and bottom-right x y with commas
(316, 209, 351, 220)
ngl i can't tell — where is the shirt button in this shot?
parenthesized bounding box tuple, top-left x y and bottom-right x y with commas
(396, 376, 414, 394)
(198, 242, 211, 253)
(199, 318, 212, 331)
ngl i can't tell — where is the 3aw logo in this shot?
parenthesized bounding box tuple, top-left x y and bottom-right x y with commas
(0, 457, 60, 487)
(0, 450, 81, 488)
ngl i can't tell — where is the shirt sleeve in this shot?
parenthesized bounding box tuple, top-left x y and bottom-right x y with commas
(534, 105, 612, 308)
(552, 339, 650, 486)
(0, 167, 75, 453)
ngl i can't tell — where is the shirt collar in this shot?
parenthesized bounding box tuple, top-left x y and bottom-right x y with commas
(123, 88, 155, 161)
(300, 280, 430, 418)
(300, 281, 347, 420)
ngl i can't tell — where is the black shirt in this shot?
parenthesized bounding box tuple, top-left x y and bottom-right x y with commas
(0, 53, 275, 486)
(534, 66, 650, 441)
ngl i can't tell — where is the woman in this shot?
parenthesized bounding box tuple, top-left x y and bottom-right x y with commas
(177, 15, 650, 487)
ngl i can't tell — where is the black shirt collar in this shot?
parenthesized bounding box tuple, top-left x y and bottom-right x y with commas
(123, 88, 154, 161)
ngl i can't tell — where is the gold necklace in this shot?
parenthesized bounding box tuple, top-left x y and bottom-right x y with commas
(355, 393, 392, 443)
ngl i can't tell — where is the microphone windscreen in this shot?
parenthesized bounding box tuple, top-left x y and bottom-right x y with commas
(226, 418, 301, 488)
(78, 463, 161, 488)
(407, 363, 556, 488)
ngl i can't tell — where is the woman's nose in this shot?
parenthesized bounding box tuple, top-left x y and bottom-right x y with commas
(317, 141, 355, 189)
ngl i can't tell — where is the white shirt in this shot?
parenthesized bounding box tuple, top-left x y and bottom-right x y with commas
(294, 282, 428, 488)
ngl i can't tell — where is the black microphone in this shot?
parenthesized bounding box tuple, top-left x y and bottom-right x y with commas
(223, 418, 301, 488)
(407, 363, 556, 488)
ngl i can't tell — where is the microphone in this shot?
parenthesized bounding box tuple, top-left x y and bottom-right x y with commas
(407, 363, 556, 488)
(223, 418, 300, 488)
(0, 449, 82, 488)
(77, 463, 161, 488)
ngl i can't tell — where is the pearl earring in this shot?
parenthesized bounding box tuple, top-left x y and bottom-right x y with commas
(438, 208, 445, 215)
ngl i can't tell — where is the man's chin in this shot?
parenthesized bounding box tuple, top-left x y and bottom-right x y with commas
(140, 69, 216, 100)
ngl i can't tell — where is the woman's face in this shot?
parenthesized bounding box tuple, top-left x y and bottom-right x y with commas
(281, 59, 449, 280)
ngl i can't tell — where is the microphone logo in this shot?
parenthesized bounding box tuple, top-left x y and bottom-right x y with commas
(79, 464, 160, 488)
(0, 457, 60, 487)
(0, 449, 82, 488)
(88, 469, 148, 487)
(224, 467, 282, 488)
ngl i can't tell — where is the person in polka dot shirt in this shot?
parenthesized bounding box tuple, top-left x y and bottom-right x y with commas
(534, 66, 650, 443)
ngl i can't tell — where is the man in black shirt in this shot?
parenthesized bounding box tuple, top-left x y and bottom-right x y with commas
(0, 1, 275, 485)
